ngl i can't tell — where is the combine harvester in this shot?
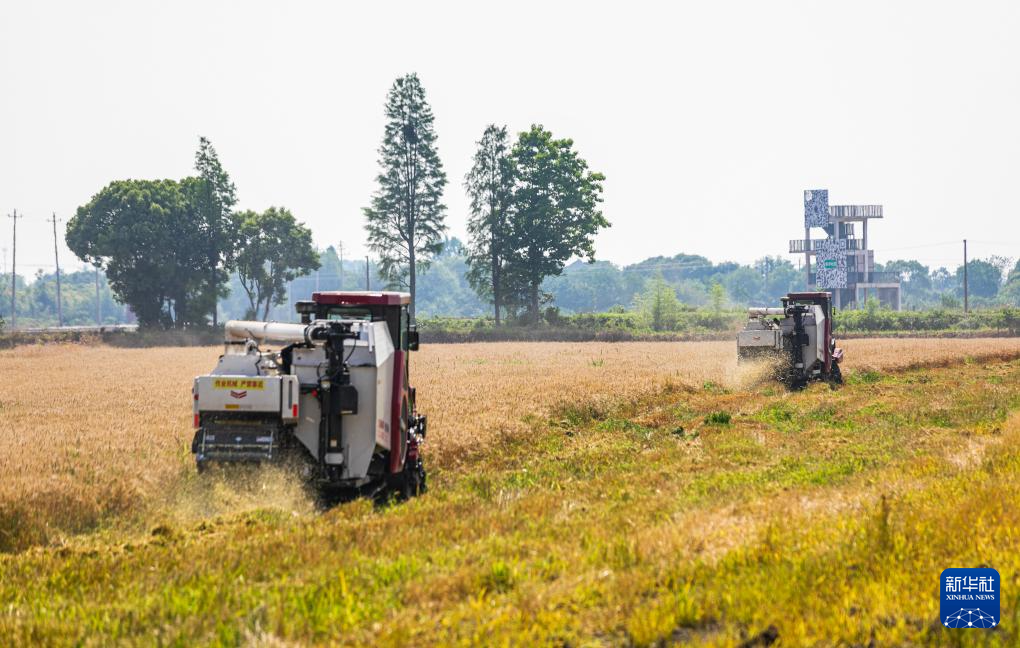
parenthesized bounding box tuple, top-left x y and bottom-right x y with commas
(737, 291, 844, 388)
(191, 292, 427, 502)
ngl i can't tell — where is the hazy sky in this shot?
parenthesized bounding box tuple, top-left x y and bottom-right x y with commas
(2, 1, 1019, 278)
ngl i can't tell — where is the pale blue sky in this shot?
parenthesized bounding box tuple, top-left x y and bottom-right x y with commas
(2, 1, 1018, 277)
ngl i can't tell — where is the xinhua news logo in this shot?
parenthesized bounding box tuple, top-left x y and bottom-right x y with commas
(941, 568, 1000, 629)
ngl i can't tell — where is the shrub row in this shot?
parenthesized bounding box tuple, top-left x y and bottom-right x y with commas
(834, 308, 1020, 334)
(417, 307, 1020, 343)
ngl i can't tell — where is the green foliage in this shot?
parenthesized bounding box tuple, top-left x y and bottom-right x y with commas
(939, 293, 961, 309)
(363, 73, 448, 317)
(704, 410, 732, 425)
(502, 124, 608, 320)
(414, 238, 488, 318)
(884, 259, 932, 294)
(192, 137, 239, 323)
(10, 269, 120, 327)
(62, 138, 241, 330)
(956, 259, 1001, 299)
(848, 369, 883, 385)
(234, 208, 320, 320)
(66, 178, 210, 328)
(709, 281, 726, 314)
(834, 306, 1020, 333)
(633, 275, 682, 331)
(416, 307, 748, 342)
(464, 124, 513, 324)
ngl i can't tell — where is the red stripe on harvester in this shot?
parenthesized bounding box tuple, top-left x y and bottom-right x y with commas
(193, 413, 199, 428)
(824, 305, 832, 374)
(389, 349, 406, 473)
(292, 404, 298, 418)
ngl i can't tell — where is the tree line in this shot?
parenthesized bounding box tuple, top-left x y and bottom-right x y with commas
(18, 72, 1015, 330)
(65, 139, 320, 328)
(5, 241, 1019, 329)
(53, 72, 608, 329)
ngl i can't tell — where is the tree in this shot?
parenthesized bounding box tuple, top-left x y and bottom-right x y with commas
(235, 207, 320, 320)
(710, 281, 727, 314)
(885, 259, 932, 307)
(764, 258, 801, 302)
(1001, 260, 1020, 306)
(931, 267, 955, 293)
(545, 260, 631, 313)
(363, 73, 447, 319)
(464, 124, 514, 324)
(885, 259, 932, 290)
(989, 255, 1015, 285)
(635, 275, 681, 331)
(414, 238, 488, 318)
(957, 259, 1000, 299)
(724, 266, 765, 306)
(193, 137, 239, 326)
(503, 125, 608, 320)
(66, 179, 208, 328)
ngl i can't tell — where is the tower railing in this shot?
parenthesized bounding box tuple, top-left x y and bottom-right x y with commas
(789, 238, 864, 253)
(828, 204, 883, 220)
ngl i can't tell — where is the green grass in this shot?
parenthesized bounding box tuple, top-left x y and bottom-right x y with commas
(3, 359, 1020, 645)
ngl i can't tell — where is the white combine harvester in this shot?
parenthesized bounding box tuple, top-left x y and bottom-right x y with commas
(191, 291, 426, 502)
(737, 291, 844, 388)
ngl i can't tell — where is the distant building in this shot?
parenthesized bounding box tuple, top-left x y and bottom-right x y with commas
(790, 189, 901, 310)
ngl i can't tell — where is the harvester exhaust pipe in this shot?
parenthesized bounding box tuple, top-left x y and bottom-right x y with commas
(747, 307, 786, 317)
(224, 320, 311, 343)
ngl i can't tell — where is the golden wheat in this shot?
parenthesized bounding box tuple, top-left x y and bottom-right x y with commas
(0, 336, 1018, 549)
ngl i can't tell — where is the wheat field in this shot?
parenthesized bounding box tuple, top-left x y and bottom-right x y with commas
(3, 338, 1020, 645)
(1, 337, 1019, 551)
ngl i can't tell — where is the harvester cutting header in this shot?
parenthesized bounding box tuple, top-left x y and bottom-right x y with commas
(737, 291, 843, 388)
(191, 291, 426, 501)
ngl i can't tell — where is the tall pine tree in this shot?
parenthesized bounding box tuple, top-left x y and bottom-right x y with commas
(464, 124, 513, 324)
(193, 137, 238, 326)
(505, 125, 608, 321)
(363, 73, 447, 319)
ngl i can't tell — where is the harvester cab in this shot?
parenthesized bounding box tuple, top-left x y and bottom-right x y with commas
(737, 291, 843, 388)
(191, 291, 426, 501)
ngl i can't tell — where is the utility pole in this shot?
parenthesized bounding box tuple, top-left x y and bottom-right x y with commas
(759, 257, 772, 300)
(804, 225, 812, 290)
(8, 210, 23, 330)
(48, 213, 63, 327)
(365, 256, 370, 290)
(95, 265, 101, 325)
(338, 241, 344, 290)
(963, 239, 969, 313)
(1, 247, 5, 323)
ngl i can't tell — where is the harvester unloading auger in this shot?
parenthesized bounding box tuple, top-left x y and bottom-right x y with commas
(191, 292, 427, 502)
(737, 291, 844, 388)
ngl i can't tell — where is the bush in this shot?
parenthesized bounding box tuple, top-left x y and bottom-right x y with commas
(415, 305, 1020, 344)
(833, 308, 1009, 334)
(704, 411, 732, 425)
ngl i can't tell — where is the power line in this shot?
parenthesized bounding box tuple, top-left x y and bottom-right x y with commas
(870, 240, 960, 253)
(968, 240, 1020, 247)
